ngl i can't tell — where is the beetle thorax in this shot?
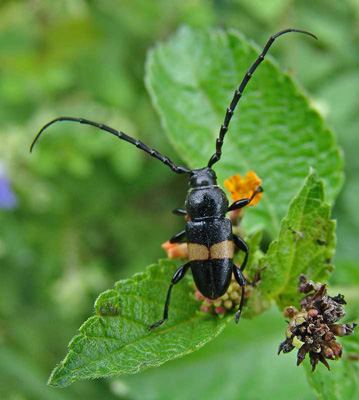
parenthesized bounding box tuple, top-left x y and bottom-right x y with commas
(185, 185, 228, 220)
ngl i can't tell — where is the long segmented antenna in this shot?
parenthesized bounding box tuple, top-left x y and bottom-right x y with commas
(30, 117, 192, 175)
(207, 28, 318, 168)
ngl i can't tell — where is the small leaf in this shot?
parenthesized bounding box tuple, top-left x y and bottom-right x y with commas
(304, 330, 359, 399)
(48, 260, 231, 388)
(146, 26, 343, 235)
(257, 170, 335, 309)
(241, 228, 263, 280)
(239, 229, 272, 318)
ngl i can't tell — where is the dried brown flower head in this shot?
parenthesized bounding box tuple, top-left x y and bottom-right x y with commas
(278, 274, 357, 371)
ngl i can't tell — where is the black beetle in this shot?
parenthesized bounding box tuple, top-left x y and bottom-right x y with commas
(30, 28, 317, 329)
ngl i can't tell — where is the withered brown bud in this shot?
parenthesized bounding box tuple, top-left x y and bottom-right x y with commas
(298, 275, 321, 294)
(328, 341, 343, 359)
(321, 344, 334, 359)
(305, 336, 314, 344)
(278, 275, 357, 371)
(324, 331, 335, 341)
(283, 306, 298, 319)
(297, 344, 309, 366)
(308, 309, 319, 318)
(329, 323, 357, 337)
(311, 343, 321, 353)
(330, 294, 346, 305)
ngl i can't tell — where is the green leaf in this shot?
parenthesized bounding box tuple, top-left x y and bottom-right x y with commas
(122, 307, 314, 400)
(146, 26, 343, 235)
(235, 229, 271, 318)
(48, 260, 231, 388)
(304, 329, 359, 399)
(257, 170, 335, 309)
(236, 228, 263, 277)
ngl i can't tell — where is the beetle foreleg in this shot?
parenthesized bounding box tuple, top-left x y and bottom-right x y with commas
(148, 262, 190, 330)
(233, 265, 246, 323)
(172, 208, 187, 216)
(233, 235, 249, 272)
(227, 186, 263, 212)
(233, 235, 249, 322)
(169, 230, 187, 243)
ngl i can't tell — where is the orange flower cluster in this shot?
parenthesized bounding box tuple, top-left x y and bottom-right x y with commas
(224, 170, 263, 206)
(161, 241, 188, 259)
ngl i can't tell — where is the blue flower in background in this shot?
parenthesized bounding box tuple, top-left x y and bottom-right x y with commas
(0, 164, 18, 209)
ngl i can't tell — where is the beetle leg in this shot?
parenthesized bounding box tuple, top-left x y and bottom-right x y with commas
(233, 235, 250, 320)
(227, 186, 263, 212)
(148, 262, 191, 330)
(169, 230, 187, 243)
(233, 265, 246, 323)
(173, 208, 187, 216)
(233, 235, 249, 272)
(228, 198, 251, 212)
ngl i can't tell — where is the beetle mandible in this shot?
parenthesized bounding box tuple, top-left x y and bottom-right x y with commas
(30, 28, 317, 329)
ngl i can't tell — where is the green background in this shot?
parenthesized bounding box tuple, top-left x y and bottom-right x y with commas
(0, 1, 358, 399)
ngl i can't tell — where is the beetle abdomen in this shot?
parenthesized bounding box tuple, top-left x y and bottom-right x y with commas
(191, 259, 233, 299)
(186, 218, 233, 299)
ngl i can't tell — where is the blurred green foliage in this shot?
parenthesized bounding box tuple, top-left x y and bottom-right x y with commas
(0, 1, 358, 399)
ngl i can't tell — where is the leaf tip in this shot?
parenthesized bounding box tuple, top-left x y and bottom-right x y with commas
(47, 364, 70, 388)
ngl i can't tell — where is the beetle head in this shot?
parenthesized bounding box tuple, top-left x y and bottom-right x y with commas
(189, 167, 217, 188)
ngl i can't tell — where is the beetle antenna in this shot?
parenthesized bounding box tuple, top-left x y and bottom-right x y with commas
(30, 117, 192, 175)
(207, 28, 318, 168)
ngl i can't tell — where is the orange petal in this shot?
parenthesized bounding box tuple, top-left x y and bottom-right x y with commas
(224, 170, 262, 206)
(161, 241, 188, 259)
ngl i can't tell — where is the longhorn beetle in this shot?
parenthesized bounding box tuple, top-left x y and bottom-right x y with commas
(30, 28, 317, 330)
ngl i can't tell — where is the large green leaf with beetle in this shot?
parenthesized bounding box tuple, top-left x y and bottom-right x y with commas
(47, 27, 347, 390)
(146, 26, 343, 235)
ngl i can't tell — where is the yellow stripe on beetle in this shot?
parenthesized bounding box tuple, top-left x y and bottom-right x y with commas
(211, 240, 234, 259)
(188, 240, 234, 261)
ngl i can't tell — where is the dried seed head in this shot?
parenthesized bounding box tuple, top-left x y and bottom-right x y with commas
(278, 275, 357, 371)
